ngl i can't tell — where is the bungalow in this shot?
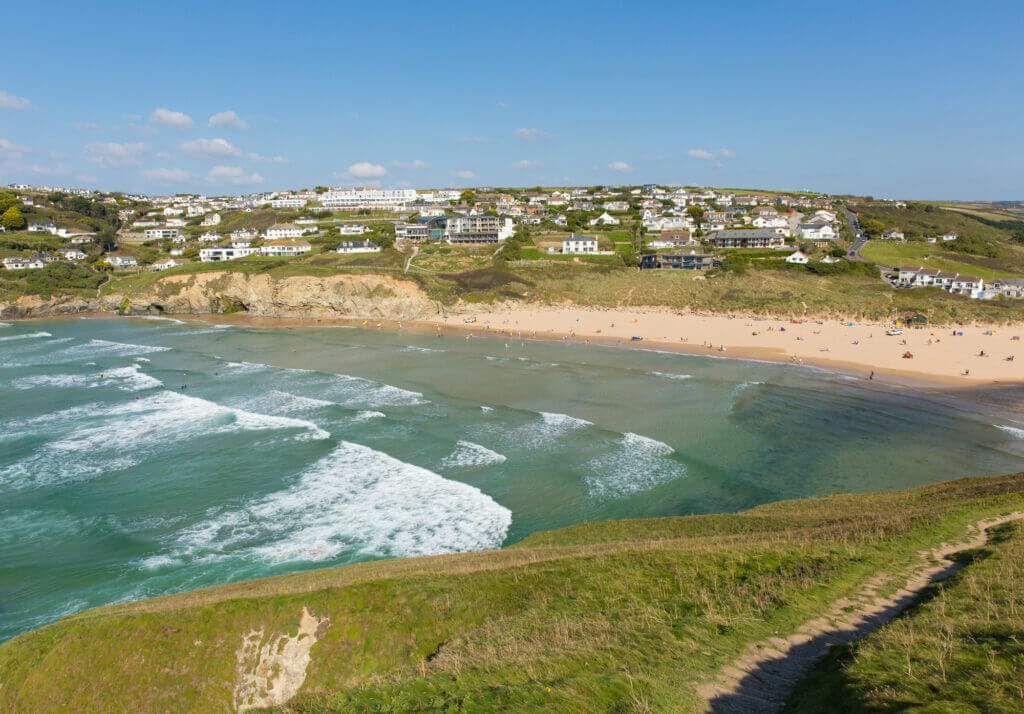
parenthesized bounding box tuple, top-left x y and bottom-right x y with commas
(752, 215, 789, 230)
(552, 214, 568, 227)
(336, 240, 381, 254)
(640, 251, 717, 270)
(646, 230, 696, 250)
(69, 235, 94, 245)
(785, 250, 809, 264)
(107, 256, 139, 269)
(3, 257, 45, 270)
(338, 223, 370, 235)
(231, 228, 258, 241)
(264, 223, 304, 240)
(707, 229, 785, 249)
(562, 234, 598, 254)
(796, 223, 836, 242)
(602, 201, 630, 212)
(260, 239, 312, 257)
(199, 231, 222, 243)
(881, 230, 905, 241)
(169, 247, 185, 257)
(200, 245, 259, 262)
(57, 248, 87, 260)
(942, 231, 959, 242)
(151, 258, 179, 271)
(28, 221, 58, 234)
(589, 212, 620, 227)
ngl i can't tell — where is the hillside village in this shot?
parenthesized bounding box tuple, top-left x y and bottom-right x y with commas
(3, 183, 1024, 310)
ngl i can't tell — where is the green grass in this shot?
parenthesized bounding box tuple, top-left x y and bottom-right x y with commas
(788, 519, 1024, 712)
(861, 241, 1022, 280)
(1, 475, 1024, 712)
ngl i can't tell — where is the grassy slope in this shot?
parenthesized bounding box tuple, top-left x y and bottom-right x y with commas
(787, 519, 1024, 712)
(1, 475, 1024, 712)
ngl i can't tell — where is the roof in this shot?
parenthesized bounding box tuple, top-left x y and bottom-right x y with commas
(708, 229, 778, 240)
(265, 239, 311, 246)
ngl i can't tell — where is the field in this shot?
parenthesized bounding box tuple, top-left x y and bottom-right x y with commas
(860, 241, 1023, 280)
(2, 475, 1023, 712)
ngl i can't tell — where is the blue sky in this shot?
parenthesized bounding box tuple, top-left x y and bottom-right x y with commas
(1, 1, 1021, 198)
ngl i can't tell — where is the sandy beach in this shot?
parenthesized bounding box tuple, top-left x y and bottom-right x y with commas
(412, 306, 1024, 386)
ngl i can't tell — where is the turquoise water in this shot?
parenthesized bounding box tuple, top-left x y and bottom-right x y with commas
(2, 316, 1024, 642)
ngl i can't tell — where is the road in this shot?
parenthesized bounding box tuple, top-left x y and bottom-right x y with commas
(843, 208, 869, 261)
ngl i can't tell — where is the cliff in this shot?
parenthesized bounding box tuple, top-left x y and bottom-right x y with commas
(0, 271, 438, 320)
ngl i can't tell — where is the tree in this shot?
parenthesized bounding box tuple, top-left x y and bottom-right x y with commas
(459, 190, 475, 204)
(2, 206, 26, 230)
(0, 192, 20, 214)
(686, 205, 705, 230)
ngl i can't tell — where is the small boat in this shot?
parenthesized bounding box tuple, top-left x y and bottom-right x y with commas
(886, 328, 904, 336)
(631, 336, 643, 341)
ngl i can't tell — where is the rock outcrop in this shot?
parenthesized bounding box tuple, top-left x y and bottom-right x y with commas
(1, 271, 438, 321)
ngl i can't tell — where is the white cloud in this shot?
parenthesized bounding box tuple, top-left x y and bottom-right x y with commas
(208, 110, 248, 129)
(393, 159, 429, 169)
(512, 159, 543, 169)
(207, 165, 264, 185)
(150, 108, 194, 129)
(608, 161, 633, 173)
(247, 152, 288, 164)
(347, 162, 388, 178)
(141, 167, 190, 183)
(0, 138, 30, 163)
(179, 138, 242, 157)
(515, 127, 553, 140)
(497, 101, 510, 109)
(84, 141, 146, 168)
(0, 91, 32, 111)
(451, 169, 475, 180)
(688, 148, 735, 160)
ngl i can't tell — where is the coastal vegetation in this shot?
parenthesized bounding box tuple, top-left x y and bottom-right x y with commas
(1, 475, 1022, 712)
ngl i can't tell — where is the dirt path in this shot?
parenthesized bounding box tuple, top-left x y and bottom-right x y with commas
(698, 511, 1024, 713)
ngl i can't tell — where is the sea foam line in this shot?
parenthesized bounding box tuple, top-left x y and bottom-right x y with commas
(440, 440, 507, 469)
(142, 440, 512, 567)
(584, 432, 687, 498)
(0, 331, 51, 342)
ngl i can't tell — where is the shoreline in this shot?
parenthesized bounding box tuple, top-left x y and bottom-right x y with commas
(12, 306, 1024, 389)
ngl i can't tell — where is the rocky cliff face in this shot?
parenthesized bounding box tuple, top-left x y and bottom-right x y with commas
(0, 272, 438, 321)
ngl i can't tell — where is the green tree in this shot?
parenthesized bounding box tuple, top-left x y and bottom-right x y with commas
(0, 193, 20, 213)
(686, 205, 705, 230)
(2, 206, 26, 230)
(459, 190, 476, 204)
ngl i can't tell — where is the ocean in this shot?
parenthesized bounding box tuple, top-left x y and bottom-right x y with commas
(2, 316, 1024, 643)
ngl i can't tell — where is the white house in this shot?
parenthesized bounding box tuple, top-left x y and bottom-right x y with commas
(260, 239, 312, 257)
(796, 224, 836, 241)
(338, 223, 370, 235)
(881, 230, 905, 241)
(336, 240, 381, 254)
(3, 257, 45, 270)
(57, 248, 87, 260)
(70, 235, 94, 245)
(28, 222, 58, 234)
(201, 213, 222, 227)
(151, 258, 179, 271)
(144, 228, 183, 241)
(943, 231, 959, 242)
(199, 231, 222, 243)
(589, 212, 621, 227)
(562, 234, 599, 254)
(785, 250, 809, 264)
(107, 256, 139, 269)
(265, 223, 304, 240)
(200, 246, 259, 262)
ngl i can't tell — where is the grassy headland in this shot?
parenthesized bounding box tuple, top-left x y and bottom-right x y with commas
(2, 475, 1023, 712)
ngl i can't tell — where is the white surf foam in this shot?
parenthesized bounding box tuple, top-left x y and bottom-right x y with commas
(0, 391, 328, 489)
(139, 316, 187, 324)
(480, 405, 494, 413)
(353, 410, 385, 422)
(995, 425, 1024, 439)
(541, 411, 593, 429)
(404, 345, 443, 353)
(144, 440, 512, 566)
(651, 371, 693, 381)
(0, 322, 10, 328)
(0, 331, 51, 342)
(10, 364, 162, 392)
(328, 374, 426, 408)
(441, 440, 507, 469)
(584, 432, 687, 498)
